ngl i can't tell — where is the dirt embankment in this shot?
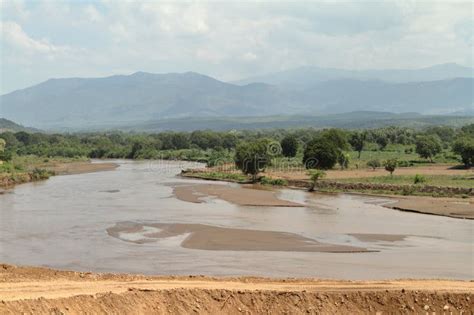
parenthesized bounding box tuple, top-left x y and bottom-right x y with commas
(0, 264, 472, 315)
(0, 161, 118, 189)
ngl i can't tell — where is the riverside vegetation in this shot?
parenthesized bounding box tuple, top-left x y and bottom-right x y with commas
(0, 125, 473, 196)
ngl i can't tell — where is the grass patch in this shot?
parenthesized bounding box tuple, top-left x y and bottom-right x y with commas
(187, 171, 249, 182)
(260, 176, 288, 186)
(334, 174, 473, 189)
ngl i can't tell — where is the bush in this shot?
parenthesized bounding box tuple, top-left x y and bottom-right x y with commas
(383, 158, 398, 176)
(413, 174, 426, 184)
(307, 169, 326, 192)
(260, 177, 288, 186)
(337, 153, 350, 170)
(366, 159, 381, 170)
(30, 168, 53, 181)
(398, 160, 414, 167)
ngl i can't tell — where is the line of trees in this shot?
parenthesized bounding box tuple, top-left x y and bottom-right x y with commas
(1, 124, 472, 170)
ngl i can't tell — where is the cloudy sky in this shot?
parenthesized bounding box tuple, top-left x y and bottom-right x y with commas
(1, 0, 472, 94)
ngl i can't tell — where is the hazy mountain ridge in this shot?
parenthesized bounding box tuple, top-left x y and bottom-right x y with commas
(0, 118, 38, 132)
(1, 64, 472, 129)
(109, 112, 474, 132)
(234, 63, 474, 88)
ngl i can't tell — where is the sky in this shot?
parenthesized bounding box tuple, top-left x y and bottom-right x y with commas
(1, 0, 473, 94)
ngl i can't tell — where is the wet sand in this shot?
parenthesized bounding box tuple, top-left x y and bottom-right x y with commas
(384, 195, 474, 220)
(45, 161, 118, 175)
(173, 183, 303, 207)
(107, 222, 373, 253)
(349, 233, 408, 242)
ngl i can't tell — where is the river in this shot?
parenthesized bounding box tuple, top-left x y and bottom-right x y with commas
(0, 160, 472, 280)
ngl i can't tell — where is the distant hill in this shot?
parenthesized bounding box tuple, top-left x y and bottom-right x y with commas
(106, 112, 474, 132)
(1, 65, 472, 130)
(0, 118, 37, 132)
(234, 63, 474, 89)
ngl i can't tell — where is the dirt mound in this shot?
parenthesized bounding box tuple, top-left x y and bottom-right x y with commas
(1, 288, 472, 315)
(1, 264, 472, 314)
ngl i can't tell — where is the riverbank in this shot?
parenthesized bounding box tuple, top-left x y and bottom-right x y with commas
(0, 264, 472, 314)
(0, 160, 118, 189)
(181, 170, 474, 219)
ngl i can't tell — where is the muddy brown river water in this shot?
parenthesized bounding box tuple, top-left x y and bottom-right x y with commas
(0, 160, 472, 279)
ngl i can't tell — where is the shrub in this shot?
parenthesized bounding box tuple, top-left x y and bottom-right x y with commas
(413, 174, 426, 184)
(366, 159, 381, 170)
(383, 158, 398, 176)
(30, 168, 53, 181)
(260, 177, 288, 186)
(307, 170, 326, 192)
(337, 153, 350, 170)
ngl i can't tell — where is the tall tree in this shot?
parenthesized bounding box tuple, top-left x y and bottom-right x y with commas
(234, 140, 271, 182)
(415, 135, 442, 162)
(349, 132, 366, 158)
(280, 135, 298, 158)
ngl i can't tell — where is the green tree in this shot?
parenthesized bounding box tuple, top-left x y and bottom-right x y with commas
(320, 129, 349, 151)
(337, 152, 350, 170)
(415, 135, 442, 162)
(376, 135, 388, 151)
(303, 138, 339, 170)
(234, 140, 271, 182)
(349, 132, 366, 158)
(452, 136, 474, 167)
(0, 139, 5, 153)
(384, 158, 398, 176)
(280, 135, 298, 158)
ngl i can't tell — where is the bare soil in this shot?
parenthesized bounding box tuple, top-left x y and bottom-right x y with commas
(382, 195, 474, 219)
(266, 164, 473, 180)
(0, 264, 472, 314)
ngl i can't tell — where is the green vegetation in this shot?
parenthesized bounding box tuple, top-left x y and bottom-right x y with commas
(366, 159, 381, 170)
(280, 135, 298, 158)
(413, 174, 426, 184)
(307, 170, 326, 192)
(234, 139, 272, 182)
(384, 158, 398, 176)
(184, 171, 248, 183)
(349, 131, 366, 158)
(260, 177, 288, 186)
(1, 124, 472, 192)
(335, 174, 473, 189)
(415, 135, 442, 162)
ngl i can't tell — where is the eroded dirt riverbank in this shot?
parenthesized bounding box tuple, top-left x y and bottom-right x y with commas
(0, 264, 473, 315)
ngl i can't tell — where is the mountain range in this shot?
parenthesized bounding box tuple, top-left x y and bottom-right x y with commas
(0, 63, 472, 130)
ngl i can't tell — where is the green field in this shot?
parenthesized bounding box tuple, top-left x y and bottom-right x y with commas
(334, 174, 473, 189)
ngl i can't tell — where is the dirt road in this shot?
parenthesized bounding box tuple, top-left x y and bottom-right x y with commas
(0, 264, 472, 314)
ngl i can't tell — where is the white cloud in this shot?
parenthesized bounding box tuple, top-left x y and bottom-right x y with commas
(1, 21, 70, 54)
(1, 0, 472, 94)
